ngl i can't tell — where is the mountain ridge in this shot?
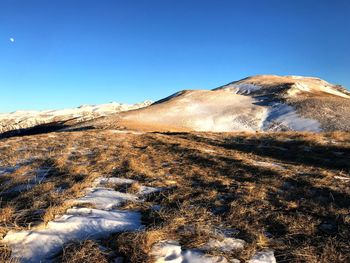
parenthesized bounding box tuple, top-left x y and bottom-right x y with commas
(0, 101, 152, 135)
(101, 75, 350, 132)
(1, 75, 350, 136)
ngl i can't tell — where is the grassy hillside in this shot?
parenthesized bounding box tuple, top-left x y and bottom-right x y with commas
(0, 130, 349, 262)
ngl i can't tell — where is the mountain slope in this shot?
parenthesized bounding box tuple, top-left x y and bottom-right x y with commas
(116, 89, 268, 132)
(100, 75, 350, 132)
(1, 75, 349, 136)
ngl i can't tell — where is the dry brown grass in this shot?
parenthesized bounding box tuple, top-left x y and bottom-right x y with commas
(113, 230, 168, 263)
(59, 240, 109, 263)
(0, 130, 349, 262)
(0, 207, 15, 239)
(289, 96, 350, 131)
(0, 243, 17, 263)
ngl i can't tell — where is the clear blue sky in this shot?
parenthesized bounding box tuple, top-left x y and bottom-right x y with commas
(1, 0, 349, 112)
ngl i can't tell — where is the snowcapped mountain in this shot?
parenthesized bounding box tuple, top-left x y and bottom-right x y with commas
(99, 75, 350, 132)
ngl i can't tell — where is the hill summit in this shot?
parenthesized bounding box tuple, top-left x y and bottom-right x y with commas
(96, 75, 350, 132)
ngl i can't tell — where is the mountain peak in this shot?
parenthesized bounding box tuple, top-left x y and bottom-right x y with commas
(215, 75, 350, 99)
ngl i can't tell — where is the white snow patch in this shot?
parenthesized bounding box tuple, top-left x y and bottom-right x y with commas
(75, 187, 139, 210)
(201, 237, 245, 252)
(320, 86, 350, 98)
(287, 82, 311, 96)
(248, 250, 276, 263)
(287, 78, 350, 98)
(76, 178, 160, 210)
(93, 177, 135, 186)
(3, 208, 142, 263)
(151, 240, 229, 263)
(224, 83, 262, 95)
(263, 103, 321, 132)
(139, 185, 161, 196)
(189, 107, 268, 132)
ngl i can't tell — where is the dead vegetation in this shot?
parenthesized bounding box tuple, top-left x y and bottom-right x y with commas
(288, 96, 350, 131)
(58, 240, 109, 263)
(0, 130, 349, 262)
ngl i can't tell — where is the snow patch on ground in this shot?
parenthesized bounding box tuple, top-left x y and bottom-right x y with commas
(75, 188, 139, 210)
(247, 250, 276, 263)
(262, 103, 321, 132)
(93, 177, 135, 186)
(201, 237, 245, 252)
(189, 105, 268, 132)
(222, 83, 262, 95)
(139, 185, 161, 195)
(287, 82, 310, 96)
(4, 209, 142, 263)
(287, 80, 350, 98)
(151, 240, 229, 263)
(232, 83, 262, 95)
(3, 177, 160, 263)
(319, 84, 350, 98)
(152, 240, 276, 263)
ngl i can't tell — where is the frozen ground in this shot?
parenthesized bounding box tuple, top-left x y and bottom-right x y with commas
(3, 176, 159, 263)
(151, 240, 276, 263)
(2, 173, 278, 263)
(151, 240, 229, 263)
(4, 208, 142, 263)
(261, 102, 321, 132)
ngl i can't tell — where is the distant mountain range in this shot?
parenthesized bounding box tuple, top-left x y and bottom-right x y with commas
(1, 75, 350, 137)
(0, 101, 152, 137)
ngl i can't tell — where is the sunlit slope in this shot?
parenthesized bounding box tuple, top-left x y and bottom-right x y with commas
(118, 90, 267, 132)
(112, 75, 350, 132)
